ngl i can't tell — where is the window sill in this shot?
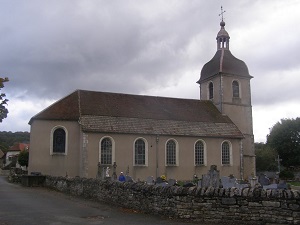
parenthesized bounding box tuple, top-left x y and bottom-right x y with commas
(133, 164, 148, 167)
(222, 164, 232, 167)
(166, 164, 178, 167)
(51, 153, 67, 156)
(195, 164, 205, 167)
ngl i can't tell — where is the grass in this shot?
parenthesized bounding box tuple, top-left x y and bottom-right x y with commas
(288, 181, 300, 186)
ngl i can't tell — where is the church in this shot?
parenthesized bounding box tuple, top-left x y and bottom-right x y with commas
(28, 18, 255, 181)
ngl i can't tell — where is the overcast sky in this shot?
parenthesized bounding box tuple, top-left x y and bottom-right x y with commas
(0, 0, 299, 143)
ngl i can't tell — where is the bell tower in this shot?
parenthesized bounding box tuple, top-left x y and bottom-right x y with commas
(197, 8, 255, 179)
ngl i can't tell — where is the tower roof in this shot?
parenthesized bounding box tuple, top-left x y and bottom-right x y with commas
(197, 19, 252, 83)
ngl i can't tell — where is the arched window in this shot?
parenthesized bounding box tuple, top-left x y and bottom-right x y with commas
(222, 141, 231, 165)
(166, 140, 177, 166)
(53, 128, 66, 153)
(100, 138, 112, 165)
(232, 80, 240, 98)
(195, 140, 205, 165)
(209, 82, 214, 99)
(134, 139, 145, 165)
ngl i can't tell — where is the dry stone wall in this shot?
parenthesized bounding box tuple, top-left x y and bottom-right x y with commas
(44, 176, 300, 225)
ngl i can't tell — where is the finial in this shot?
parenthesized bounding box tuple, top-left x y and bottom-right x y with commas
(219, 6, 226, 22)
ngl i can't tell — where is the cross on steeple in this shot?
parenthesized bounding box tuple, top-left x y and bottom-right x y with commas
(219, 6, 226, 21)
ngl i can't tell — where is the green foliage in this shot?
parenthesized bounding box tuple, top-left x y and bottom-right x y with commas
(0, 77, 9, 122)
(267, 118, 300, 167)
(0, 131, 30, 152)
(255, 143, 278, 171)
(18, 150, 29, 167)
(279, 169, 294, 180)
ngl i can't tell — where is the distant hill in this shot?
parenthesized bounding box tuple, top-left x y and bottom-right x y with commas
(0, 131, 30, 152)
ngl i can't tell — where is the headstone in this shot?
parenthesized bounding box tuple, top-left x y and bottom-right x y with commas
(168, 179, 176, 186)
(97, 162, 102, 179)
(201, 165, 220, 188)
(278, 180, 288, 189)
(125, 175, 134, 182)
(146, 176, 154, 185)
(126, 166, 129, 176)
(249, 176, 258, 187)
(105, 167, 110, 177)
(155, 177, 163, 184)
(183, 182, 195, 187)
(258, 174, 270, 186)
(221, 176, 237, 188)
(263, 183, 278, 189)
(112, 162, 117, 180)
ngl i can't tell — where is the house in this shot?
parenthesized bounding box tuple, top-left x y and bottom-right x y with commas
(3, 143, 29, 168)
(28, 19, 255, 181)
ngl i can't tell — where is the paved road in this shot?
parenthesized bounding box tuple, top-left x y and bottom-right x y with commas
(0, 176, 195, 225)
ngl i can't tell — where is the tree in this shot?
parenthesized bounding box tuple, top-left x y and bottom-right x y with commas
(0, 77, 9, 122)
(267, 118, 300, 167)
(18, 150, 29, 167)
(255, 142, 277, 171)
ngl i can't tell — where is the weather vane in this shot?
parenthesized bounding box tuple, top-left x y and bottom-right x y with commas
(219, 6, 226, 21)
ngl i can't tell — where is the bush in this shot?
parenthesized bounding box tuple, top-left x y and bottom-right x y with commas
(279, 170, 295, 180)
(18, 150, 29, 167)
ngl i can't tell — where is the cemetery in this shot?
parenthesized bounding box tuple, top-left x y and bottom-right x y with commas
(33, 165, 299, 225)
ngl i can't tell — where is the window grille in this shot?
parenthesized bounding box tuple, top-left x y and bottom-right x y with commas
(195, 141, 204, 165)
(166, 140, 176, 165)
(222, 142, 230, 165)
(135, 139, 145, 165)
(53, 128, 66, 153)
(101, 138, 112, 165)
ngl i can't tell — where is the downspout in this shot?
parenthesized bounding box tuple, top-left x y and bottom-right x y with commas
(240, 139, 244, 180)
(156, 135, 159, 179)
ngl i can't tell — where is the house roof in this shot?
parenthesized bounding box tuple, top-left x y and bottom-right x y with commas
(29, 90, 243, 138)
(8, 143, 29, 152)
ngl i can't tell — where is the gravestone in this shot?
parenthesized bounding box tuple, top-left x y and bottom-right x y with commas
(125, 175, 134, 182)
(201, 165, 220, 188)
(112, 162, 117, 180)
(168, 179, 176, 186)
(146, 176, 154, 185)
(263, 183, 278, 189)
(278, 180, 288, 189)
(155, 177, 168, 186)
(155, 177, 163, 184)
(221, 176, 237, 188)
(259, 174, 270, 186)
(105, 167, 110, 177)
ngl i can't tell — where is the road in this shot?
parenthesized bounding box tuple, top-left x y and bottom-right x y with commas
(0, 176, 195, 225)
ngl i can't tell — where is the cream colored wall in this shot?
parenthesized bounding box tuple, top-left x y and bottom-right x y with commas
(29, 120, 242, 181)
(28, 120, 81, 177)
(200, 74, 255, 179)
(85, 132, 242, 181)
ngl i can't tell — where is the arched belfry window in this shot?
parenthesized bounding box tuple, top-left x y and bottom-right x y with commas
(208, 82, 214, 100)
(232, 80, 240, 98)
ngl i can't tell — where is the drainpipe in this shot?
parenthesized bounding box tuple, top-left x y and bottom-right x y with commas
(156, 135, 159, 179)
(240, 139, 244, 180)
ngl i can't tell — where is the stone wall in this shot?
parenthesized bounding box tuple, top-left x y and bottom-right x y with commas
(44, 176, 300, 225)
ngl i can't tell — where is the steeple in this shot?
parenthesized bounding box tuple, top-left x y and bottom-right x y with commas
(217, 6, 230, 50)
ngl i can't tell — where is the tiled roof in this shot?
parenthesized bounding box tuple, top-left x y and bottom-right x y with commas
(9, 143, 29, 152)
(80, 115, 244, 138)
(29, 90, 243, 138)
